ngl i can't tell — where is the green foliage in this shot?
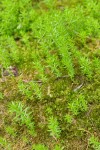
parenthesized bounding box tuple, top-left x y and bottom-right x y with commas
(46, 54, 61, 77)
(0, 36, 20, 67)
(0, 0, 34, 35)
(79, 56, 92, 78)
(64, 114, 73, 124)
(0, 0, 100, 79)
(0, 92, 3, 100)
(43, 0, 56, 8)
(8, 101, 35, 136)
(0, 137, 7, 147)
(32, 144, 48, 150)
(89, 135, 100, 150)
(33, 60, 47, 82)
(0, 0, 100, 149)
(68, 95, 88, 115)
(5, 126, 16, 137)
(31, 1, 99, 79)
(29, 81, 43, 99)
(0, 0, 18, 35)
(53, 145, 63, 150)
(18, 81, 42, 99)
(93, 57, 100, 74)
(18, 81, 32, 99)
(0, 137, 11, 150)
(48, 116, 61, 138)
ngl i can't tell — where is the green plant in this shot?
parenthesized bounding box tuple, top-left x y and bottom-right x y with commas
(0, 137, 11, 150)
(46, 53, 61, 77)
(0, 137, 7, 147)
(64, 114, 73, 124)
(89, 135, 100, 150)
(32, 144, 48, 150)
(93, 57, 100, 74)
(79, 56, 92, 78)
(53, 145, 64, 150)
(8, 101, 35, 136)
(0, 92, 3, 100)
(0, 0, 34, 35)
(45, 107, 53, 115)
(29, 81, 42, 99)
(43, 0, 56, 9)
(1, 0, 99, 80)
(18, 81, 42, 99)
(5, 126, 16, 137)
(68, 94, 88, 115)
(0, 0, 18, 35)
(33, 60, 47, 82)
(18, 81, 33, 99)
(48, 116, 61, 138)
(0, 36, 20, 68)
(0, 0, 100, 149)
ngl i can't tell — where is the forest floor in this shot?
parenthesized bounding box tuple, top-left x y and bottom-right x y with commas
(0, 0, 100, 150)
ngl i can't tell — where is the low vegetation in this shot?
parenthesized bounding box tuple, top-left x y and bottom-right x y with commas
(0, 0, 100, 149)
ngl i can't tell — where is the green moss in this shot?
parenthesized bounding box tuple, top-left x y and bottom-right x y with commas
(0, 0, 100, 149)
